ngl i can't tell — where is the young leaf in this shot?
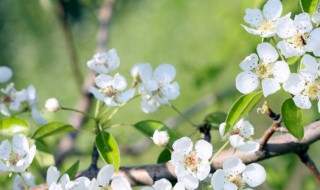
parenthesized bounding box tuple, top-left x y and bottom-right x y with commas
(281, 98, 304, 139)
(225, 91, 263, 135)
(157, 148, 171, 163)
(63, 160, 80, 180)
(32, 122, 75, 140)
(204, 112, 227, 129)
(133, 120, 177, 146)
(95, 131, 120, 171)
(300, 0, 318, 14)
(0, 117, 29, 137)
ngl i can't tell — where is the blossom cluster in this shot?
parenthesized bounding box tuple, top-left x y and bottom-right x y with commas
(87, 50, 180, 113)
(237, 0, 320, 112)
(0, 66, 46, 124)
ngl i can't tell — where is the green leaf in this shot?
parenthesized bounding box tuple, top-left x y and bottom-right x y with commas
(133, 120, 177, 146)
(95, 131, 120, 171)
(63, 160, 79, 180)
(281, 98, 304, 139)
(287, 56, 300, 65)
(157, 148, 171, 163)
(0, 117, 29, 137)
(225, 91, 263, 135)
(32, 122, 75, 140)
(35, 139, 52, 154)
(300, 0, 318, 14)
(204, 112, 227, 129)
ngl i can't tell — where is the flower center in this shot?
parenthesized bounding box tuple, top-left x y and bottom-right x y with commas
(287, 33, 309, 49)
(227, 174, 245, 190)
(258, 20, 275, 35)
(184, 152, 199, 172)
(306, 81, 320, 100)
(8, 153, 20, 166)
(102, 86, 118, 97)
(1, 94, 12, 103)
(255, 63, 272, 79)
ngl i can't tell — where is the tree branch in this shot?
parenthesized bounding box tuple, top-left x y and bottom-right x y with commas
(297, 149, 320, 185)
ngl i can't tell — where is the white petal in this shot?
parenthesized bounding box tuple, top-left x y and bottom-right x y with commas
(300, 69, 318, 83)
(117, 89, 135, 103)
(107, 48, 120, 72)
(302, 54, 319, 71)
(229, 135, 245, 148)
(237, 141, 260, 152)
(88, 87, 105, 101)
(97, 164, 114, 186)
(13, 134, 29, 157)
(283, 73, 305, 95)
(178, 173, 199, 190)
(236, 71, 259, 94)
(223, 156, 246, 177)
(111, 175, 131, 190)
(219, 122, 227, 139)
(312, 11, 320, 24)
(275, 16, 295, 39)
(196, 161, 210, 180)
(195, 140, 212, 160)
(154, 64, 176, 83)
(173, 182, 186, 190)
(31, 108, 48, 125)
(244, 9, 263, 27)
(172, 137, 193, 153)
(236, 119, 254, 138)
(211, 169, 227, 190)
(261, 78, 280, 97)
(241, 25, 262, 36)
(293, 13, 313, 34)
(95, 74, 113, 89)
(0, 66, 13, 83)
(47, 166, 60, 186)
(60, 174, 70, 188)
(170, 151, 185, 166)
(224, 183, 238, 190)
(24, 145, 36, 166)
(293, 94, 311, 109)
(257, 42, 279, 63)
(162, 82, 180, 100)
(239, 54, 259, 71)
(0, 160, 9, 171)
(277, 40, 304, 58)
(0, 104, 10, 116)
(272, 61, 290, 83)
(88, 178, 99, 190)
(263, 0, 282, 20)
(0, 140, 11, 160)
(139, 64, 153, 84)
(242, 163, 266, 187)
(113, 73, 127, 91)
(141, 99, 160, 113)
(153, 178, 172, 190)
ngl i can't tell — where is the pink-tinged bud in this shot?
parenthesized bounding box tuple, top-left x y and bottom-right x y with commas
(45, 98, 60, 112)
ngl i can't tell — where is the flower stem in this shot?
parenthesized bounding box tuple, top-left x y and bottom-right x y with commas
(94, 100, 101, 118)
(170, 105, 197, 127)
(18, 173, 29, 190)
(210, 141, 229, 164)
(60, 107, 96, 120)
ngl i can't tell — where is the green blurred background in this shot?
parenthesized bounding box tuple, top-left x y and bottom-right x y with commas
(0, 0, 319, 189)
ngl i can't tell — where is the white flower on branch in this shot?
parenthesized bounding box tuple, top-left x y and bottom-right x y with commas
(283, 54, 320, 111)
(0, 66, 13, 83)
(276, 13, 320, 58)
(236, 42, 290, 97)
(89, 164, 132, 190)
(13, 172, 36, 190)
(89, 73, 135, 106)
(0, 83, 26, 116)
(0, 134, 36, 173)
(45, 98, 60, 112)
(242, 0, 284, 38)
(47, 166, 70, 190)
(211, 156, 266, 190)
(87, 49, 120, 74)
(220, 119, 259, 153)
(152, 130, 170, 147)
(141, 178, 185, 190)
(170, 137, 212, 190)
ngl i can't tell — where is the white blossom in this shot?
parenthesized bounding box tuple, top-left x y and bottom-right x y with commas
(276, 13, 320, 58)
(89, 73, 135, 107)
(0, 83, 26, 116)
(283, 54, 320, 111)
(25, 85, 47, 125)
(0, 134, 36, 173)
(89, 164, 132, 190)
(13, 172, 36, 190)
(219, 119, 259, 153)
(170, 137, 212, 190)
(87, 49, 120, 74)
(0, 66, 13, 83)
(45, 98, 60, 112)
(236, 42, 290, 97)
(211, 156, 266, 190)
(141, 178, 185, 190)
(242, 0, 284, 37)
(152, 130, 170, 146)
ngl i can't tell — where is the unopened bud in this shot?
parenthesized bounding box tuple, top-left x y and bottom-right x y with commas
(45, 98, 60, 112)
(152, 130, 170, 146)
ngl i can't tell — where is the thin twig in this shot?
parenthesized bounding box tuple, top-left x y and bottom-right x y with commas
(297, 150, 320, 185)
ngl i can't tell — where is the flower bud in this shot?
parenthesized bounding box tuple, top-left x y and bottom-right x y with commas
(152, 130, 170, 146)
(45, 98, 60, 112)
